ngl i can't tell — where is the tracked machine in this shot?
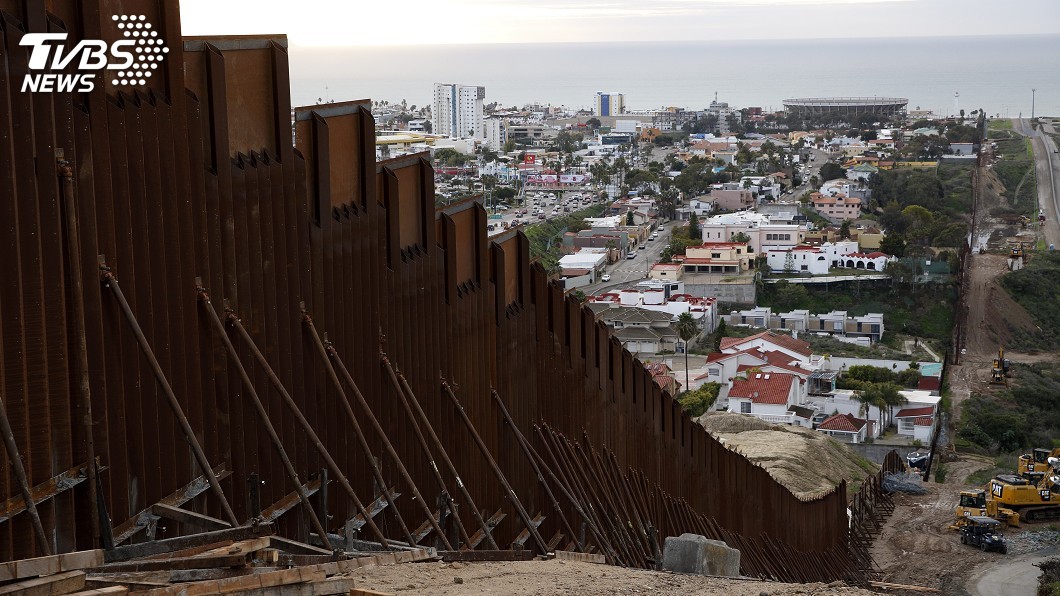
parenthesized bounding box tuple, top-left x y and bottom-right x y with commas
(989, 346, 1010, 385)
(987, 457, 1060, 524)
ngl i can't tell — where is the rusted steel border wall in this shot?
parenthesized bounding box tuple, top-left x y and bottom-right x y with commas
(0, 0, 850, 577)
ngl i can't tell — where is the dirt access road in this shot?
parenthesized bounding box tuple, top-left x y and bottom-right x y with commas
(871, 118, 1060, 594)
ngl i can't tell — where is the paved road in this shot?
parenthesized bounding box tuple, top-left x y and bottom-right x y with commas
(582, 223, 674, 295)
(967, 544, 1059, 596)
(1014, 118, 1060, 249)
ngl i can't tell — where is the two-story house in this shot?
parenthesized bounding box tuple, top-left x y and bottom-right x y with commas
(680, 242, 753, 275)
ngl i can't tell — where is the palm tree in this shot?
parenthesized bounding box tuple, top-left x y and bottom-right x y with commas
(675, 313, 700, 392)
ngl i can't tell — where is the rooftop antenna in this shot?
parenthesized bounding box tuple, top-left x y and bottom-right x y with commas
(953, 92, 959, 117)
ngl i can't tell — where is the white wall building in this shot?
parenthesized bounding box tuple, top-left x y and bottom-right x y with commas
(700, 212, 805, 254)
(433, 83, 486, 139)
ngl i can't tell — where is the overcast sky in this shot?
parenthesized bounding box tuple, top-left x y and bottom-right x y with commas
(180, 0, 1060, 46)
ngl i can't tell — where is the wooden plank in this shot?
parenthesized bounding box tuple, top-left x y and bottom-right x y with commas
(553, 550, 606, 564)
(166, 568, 266, 583)
(0, 570, 86, 596)
(268, 537, 331, 556)
(104, 525, 274, 563)
(84, 573, 170, 591)
(466, 510, 506, 550)
(350, 590, 395, 596)
(0, 460, 103, 523)
(869, 581, 941, 593)
(136, 542, 235, 562)
(63, 589, 128, 596)
(231, 576, 357, 596)
(194, 538, 272, 558)
(93, 553, 250, 573)
(437, 550, 535, 562)
(511, 513, 545, 549)
(411, 510, 440, 543)
(112, 464, 231, 545)
(0, 552, 105, 582)
(345, 489, 398, 532)
(63, 588, 129, 596)
(150, 504, 232, 532)
(306, 549, 436, 577)
(138, 566, 325, 596)
(259, 478, 322, 524)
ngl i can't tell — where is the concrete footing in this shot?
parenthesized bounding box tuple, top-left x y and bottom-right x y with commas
(661, 533, 741, 577)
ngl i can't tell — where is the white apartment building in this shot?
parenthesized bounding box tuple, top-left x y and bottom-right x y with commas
(699, 212, 805, 255)
(595, 92, 624, 117)
(433, 83, 485, 139)
(484, 117, 506, 150)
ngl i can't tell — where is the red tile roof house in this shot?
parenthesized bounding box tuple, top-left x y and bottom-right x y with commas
(720, 331, 814, 366)
(895, 406, 937, 443)
(725, 372, 802, 425)
(816, 413, 869, 444)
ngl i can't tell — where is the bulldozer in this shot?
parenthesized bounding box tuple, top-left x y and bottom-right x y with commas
(953, 489, 1020, 529)
(1018, 448, 1060, 477)
(987, 458, 1060, 524)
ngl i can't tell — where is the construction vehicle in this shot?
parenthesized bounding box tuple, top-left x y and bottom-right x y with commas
(953, 489, 1020, 529)
(987, 458, 1060, 523)
(1018, 448, 1060, 476)
(989, 346, 1010, 385)
(1011, 242, 1025, 259)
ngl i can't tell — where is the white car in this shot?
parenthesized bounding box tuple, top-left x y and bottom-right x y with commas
(601, 274, 611, 282)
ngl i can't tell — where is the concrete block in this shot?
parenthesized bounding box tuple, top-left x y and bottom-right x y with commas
(661, 533, 740, 577)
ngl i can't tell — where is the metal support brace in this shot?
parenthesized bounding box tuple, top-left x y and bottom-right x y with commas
(100, 259, 238, 526)
(327, 343, 452, 549)
(441, 381, 549, 554)
(223, 302, 389, 548)
(301, 309, 416, 547)
(196, 288, 332, 550)
(0, 393, 51, 553)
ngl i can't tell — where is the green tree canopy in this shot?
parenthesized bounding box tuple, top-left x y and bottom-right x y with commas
(678, 383, 721, 417)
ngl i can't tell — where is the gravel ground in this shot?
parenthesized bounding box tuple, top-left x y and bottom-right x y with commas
(347, 559, 877, 595)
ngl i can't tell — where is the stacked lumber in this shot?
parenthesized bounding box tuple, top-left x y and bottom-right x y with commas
(0, 529, 436, 596)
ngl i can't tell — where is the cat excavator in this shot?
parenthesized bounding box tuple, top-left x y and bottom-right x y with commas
(1018, 448, 1060, 476)
(987, 457, 1060, 524)
(989, 346, 1010, 385)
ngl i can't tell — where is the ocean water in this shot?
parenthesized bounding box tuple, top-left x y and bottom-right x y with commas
(287, 35, 1060, 118)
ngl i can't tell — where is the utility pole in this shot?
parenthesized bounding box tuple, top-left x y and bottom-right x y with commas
(1032, 88, 1036, 120)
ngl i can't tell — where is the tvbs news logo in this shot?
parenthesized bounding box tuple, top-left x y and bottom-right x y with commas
(20, 14, 169, 93)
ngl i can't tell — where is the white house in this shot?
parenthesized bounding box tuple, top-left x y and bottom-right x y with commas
(726, 372, 801, 426)
(894, 405, 936, 443)
(767, 246, 831, 275)
(816, 413, 869, 444)
(835, 251, 895, 272)
(699, 211, 805, 255)
(719, 331, 814, 366)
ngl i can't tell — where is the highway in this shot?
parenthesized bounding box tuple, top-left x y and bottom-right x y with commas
(1015, 118, 1060, 249)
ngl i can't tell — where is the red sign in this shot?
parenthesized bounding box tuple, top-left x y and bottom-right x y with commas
(524, 154, 536, 164)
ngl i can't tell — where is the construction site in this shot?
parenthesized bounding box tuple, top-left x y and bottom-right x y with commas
(2, 2, 1060, 596)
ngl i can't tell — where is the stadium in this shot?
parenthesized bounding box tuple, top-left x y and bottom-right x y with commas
(783, 96, 909, 118)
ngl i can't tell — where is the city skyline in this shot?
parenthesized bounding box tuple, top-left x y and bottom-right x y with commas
(179, 0, 1060, 47)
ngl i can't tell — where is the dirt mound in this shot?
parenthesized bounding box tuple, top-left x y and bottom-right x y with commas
(697, 412, 877, 500)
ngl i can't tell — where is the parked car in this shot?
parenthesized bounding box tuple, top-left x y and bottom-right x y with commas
(601, 274, 611, 282)
(626, 251, 636, 260)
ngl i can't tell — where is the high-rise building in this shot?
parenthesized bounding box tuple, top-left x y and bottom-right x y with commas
(433, 83, 486, 139)
(595, 91, 624, 117)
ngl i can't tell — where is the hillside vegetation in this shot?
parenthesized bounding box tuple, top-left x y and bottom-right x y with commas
(1000, 251, 1060, 351)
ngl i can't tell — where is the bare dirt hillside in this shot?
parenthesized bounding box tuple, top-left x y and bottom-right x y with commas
(696, 412, 877, 499)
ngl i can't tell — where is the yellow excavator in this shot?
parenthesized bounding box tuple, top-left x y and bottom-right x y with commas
(989, 346, 1010, 385)
(987, 458, 1060, 524)
(1018, 448, 1060, 477)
